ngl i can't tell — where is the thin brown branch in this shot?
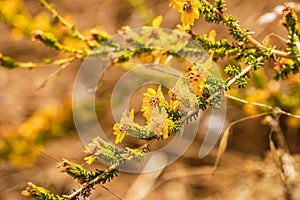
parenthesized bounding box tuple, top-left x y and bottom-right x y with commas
(262, 115, 297, 200)
(100, 185, 122, 200)
(37, 62, 70, 90)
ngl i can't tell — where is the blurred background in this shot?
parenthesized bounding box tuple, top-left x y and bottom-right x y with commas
(0, 0, 300, 199)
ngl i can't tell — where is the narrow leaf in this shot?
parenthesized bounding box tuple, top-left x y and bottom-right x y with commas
(37, 63, 68, 90)
(269, 135, 281, 168)
(213, 126, 230, 172)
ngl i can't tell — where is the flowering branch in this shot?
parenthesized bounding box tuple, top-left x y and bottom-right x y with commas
(13, 0, 300, 199)
(199, 0, 289, 58)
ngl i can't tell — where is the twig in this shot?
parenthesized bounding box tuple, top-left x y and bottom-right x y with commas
(200, 0, 290, 59)
(39, 0, 86, 42)
(18, 57, 77, 69)
(227, 64, 253, 88)
(226, 94, 300, 119)
(182, 56, 258, 123)
(37, 62, 70, 90)
(226, 94, 273, 110)
(100, 185, 122, 200)
(262, 115, 297, 200)
(154, 166, 218, 189)
(66, 153, 133, 199)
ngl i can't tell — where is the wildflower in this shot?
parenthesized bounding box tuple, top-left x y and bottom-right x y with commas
(168, 90, 180, 110)
(169, 0, 185, 11)
(84, 155, 96, 165)
(175, 24, 189, 34)
(170, 0, 201, 29)
(204, 29, 217, 56)
(186, 64, 206, 96)
(113, 109, 135, 143)
(207, 29, 216, 43)
(141, 85, 166, 120)
(113, 124, 126, 144)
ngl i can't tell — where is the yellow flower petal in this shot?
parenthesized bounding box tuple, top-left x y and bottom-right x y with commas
(115, 132, 126, 144)
(129, 109, 135, 120)
(84, 155, 96, 165)
(163, 129, 169, 139)
(170, 99, 180, 110)
(147, 88, 156, 95)
(169, 0, 185, 11)
(113, 124, 120, 132)
(152, 15, 163, 28)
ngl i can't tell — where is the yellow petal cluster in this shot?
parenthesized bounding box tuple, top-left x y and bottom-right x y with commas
(170, 0, 201, 29)
(113, 109, 135, 144)
(141, 85, 166, 120)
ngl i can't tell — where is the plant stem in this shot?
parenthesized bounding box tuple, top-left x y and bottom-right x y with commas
(39, 0, 87, 42)
(263, 115, 297, 200)
(200, 0, 289, 58)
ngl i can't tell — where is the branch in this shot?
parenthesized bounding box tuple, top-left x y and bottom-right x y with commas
(39, 0, 86, 42)
(226, 62, 254, 88)
(66, 154, 133, 199)
(0, 53, 76, 69)
(262, 115, 297, 200)
(200, 0, 289, 58)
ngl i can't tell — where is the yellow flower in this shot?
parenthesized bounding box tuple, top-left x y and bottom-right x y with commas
(84, 155, 96, 165)
(169, 0, 185, 11)
(168, 90, 180, 110)
(205, 29, 217, 56)
(113, 124, 126, 144)
(170, 0, 201, 29)
(141, 85, 166, 120)
(175, 24, 189, 34)
(186, 66, 205, 96)
(161, 126, 169, 139)
(113, 109, 135, 144)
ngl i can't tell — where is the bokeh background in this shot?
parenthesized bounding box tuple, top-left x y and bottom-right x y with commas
(1, 0, 300, 199)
